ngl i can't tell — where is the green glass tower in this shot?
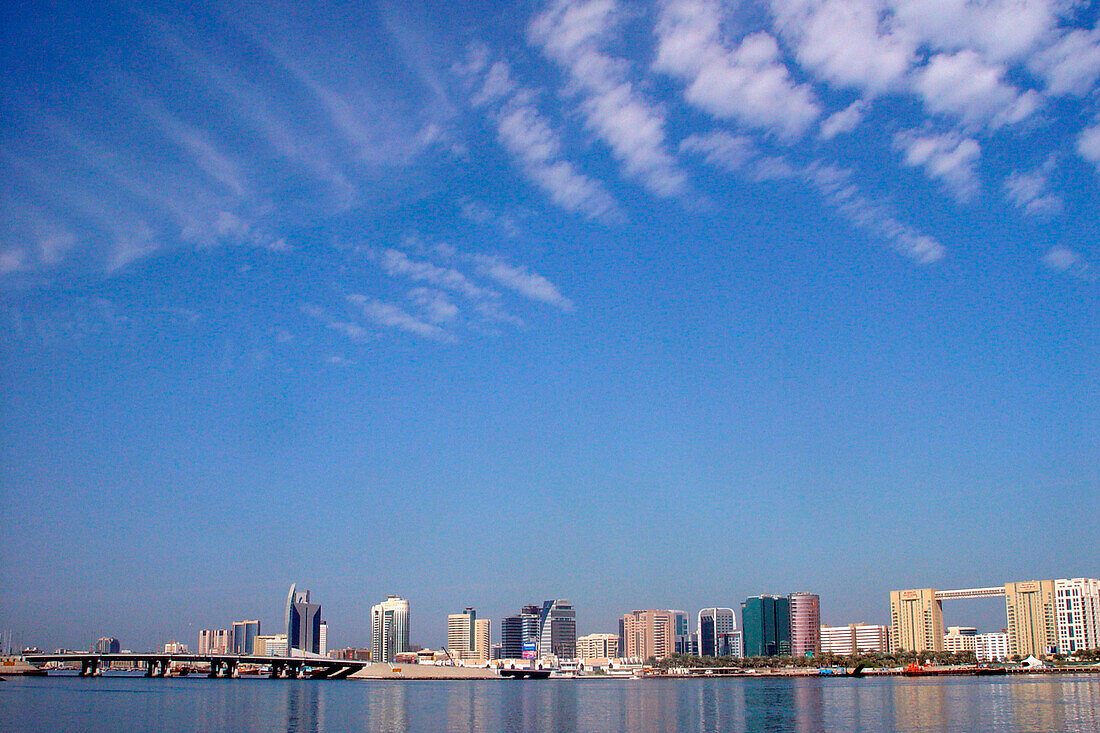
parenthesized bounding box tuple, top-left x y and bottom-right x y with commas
(741, 595, 791, 657)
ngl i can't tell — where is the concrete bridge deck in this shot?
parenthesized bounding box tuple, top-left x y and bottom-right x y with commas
(23, 652, 370, 679)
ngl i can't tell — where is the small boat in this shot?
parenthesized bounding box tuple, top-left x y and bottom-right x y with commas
(499, 668, 553, 679)
(974, 667, 1007, 676)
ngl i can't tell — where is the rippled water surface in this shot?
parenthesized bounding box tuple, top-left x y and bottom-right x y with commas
(3, 673, 1099, 732)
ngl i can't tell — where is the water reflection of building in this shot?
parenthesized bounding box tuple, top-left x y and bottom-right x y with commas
(283, 681, 324, 732)
(893, 679, 949, 731)
(367, 681, 407, 731)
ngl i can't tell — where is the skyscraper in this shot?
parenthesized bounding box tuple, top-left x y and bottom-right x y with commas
(474, 618, 491, 661)
(741, 595, 791, 657)
(447, 608, 477, 659)
(1054, 578, 1100, 654)
(232, 620, 260, 655)
(1005, 580, 1057, 658)
(371, 595, 410, 663)
(285, 584, 322, 655)
(538, 599, 576, 660)
(621, 610, 677, 660)
(697, 608, 737, 657)
(319, 621, 328, 657)
(92, 637, 120, 655)
(501, 604, 541, 659)
(788, 592, 821, 657)
(890, 588, 944, 653)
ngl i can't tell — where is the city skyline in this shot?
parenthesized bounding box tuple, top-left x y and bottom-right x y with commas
(2, 0, 1097, 654)
(16, 575, 1097, 659)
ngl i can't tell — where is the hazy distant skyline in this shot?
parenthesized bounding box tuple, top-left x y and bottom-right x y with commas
(1, 0, 1097, 652)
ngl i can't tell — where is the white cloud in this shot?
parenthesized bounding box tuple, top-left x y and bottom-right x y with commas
(348, 294, 455, 341)
(472, 254, 575, 311)
(1042, 245, 1094, 281)
(530, 0, 690, 196)
(769, 0, 916, 96)
(915, 51, 1039, 129)
(1004, 158, 1063, 217)
(894, 130, 981, 201)
(819, 100, 867, 140)
(656, 0, 820, 139)
(378, 248, 491, 300)
(1030, 24, 1100, 96)
(407, 287, 460, 323)
(1078, 124, 1100, 170)
(891, 0, 1064, 63)
(466, 55, 623, 222)
(0, 248, 27, 274)
(682, 131, 945, 264)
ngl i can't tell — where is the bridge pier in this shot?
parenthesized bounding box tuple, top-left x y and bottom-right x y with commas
(80, 658, 100, 677)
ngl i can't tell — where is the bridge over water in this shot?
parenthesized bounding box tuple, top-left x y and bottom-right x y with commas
(23, 653, 370, 679)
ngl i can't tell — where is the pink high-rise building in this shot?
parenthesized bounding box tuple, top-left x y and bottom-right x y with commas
(788, 592, 821, 657)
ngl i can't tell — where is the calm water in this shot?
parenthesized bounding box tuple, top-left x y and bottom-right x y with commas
(2, 673, 1099, 732)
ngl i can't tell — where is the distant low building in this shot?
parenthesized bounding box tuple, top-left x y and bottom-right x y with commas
(577, 633, 619, 660)
(163, 640, 188, 654)
(943, 626, 977, 654)
(820, 623, 890, 654)
(975, 632, 1009, 662)
(254, 634, 287, 656)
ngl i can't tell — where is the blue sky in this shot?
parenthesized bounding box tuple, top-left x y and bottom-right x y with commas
(1, 0, 1097, 652)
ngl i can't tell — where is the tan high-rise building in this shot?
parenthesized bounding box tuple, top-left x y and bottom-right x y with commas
(577, 633, 619, 660)
(621, 610, 676, 660)
(1005, 580, 1057, 657)
(447, 608, 478, 660)
(474, 618, 491, 661)
(890, 588, 944, 652)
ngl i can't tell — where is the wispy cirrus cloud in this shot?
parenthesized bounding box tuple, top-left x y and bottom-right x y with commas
(683, 131, 945, 264)
(530, 0, 690, 196)
(463, 48, 624, 222)
(894, 130, 981, 202)
(347, 294, 455, 342)
(1004, 157, 1063, 217)
(471, 254, 575, 311)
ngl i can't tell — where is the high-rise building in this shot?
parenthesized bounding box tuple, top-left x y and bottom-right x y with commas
(92, 637, 120, 655)
(232, 620, 261, 655)
(371, 595, 410, 663)
(501, 604, 541, 659)
(577, 633, 619, 659)
(447, 608, 478, 659)
(788, 592, 821, 657)
(975, 632, 1009, 662)
(285, 585, 322, 655)
(890, 588, 944, 653)
(1005, 580, 1057, 657)
(474, 618, 491, 661)
(943, 626, 977, 654)
(742, 596, 791, 657)
(1054, 578, 1100, 654)
(621, 610, 676, 660)
(697, 608, 737, 658)
(319, 621, 328, 657)
(538, 599, 576, 660)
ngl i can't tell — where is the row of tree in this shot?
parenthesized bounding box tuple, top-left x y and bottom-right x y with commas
(649, 648, 1100, 669)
